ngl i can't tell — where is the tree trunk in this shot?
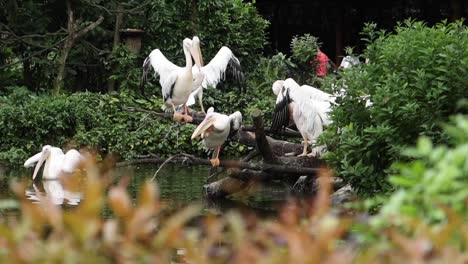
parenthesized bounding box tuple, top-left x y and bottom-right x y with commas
(54, 0, 75, 95)
(53, 0, 104, 94)
(108, 3, 124, 92)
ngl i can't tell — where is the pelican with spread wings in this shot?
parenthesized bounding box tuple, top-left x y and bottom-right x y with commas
(187, 36, 245, 113)
(141, 38, 203, 123)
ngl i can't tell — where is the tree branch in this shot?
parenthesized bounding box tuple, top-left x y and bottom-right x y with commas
(116, 153, 320, 176)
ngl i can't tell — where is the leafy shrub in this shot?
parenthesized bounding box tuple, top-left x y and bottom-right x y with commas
(0, 92, 206, 165)
(290, 34, 321, 86)
(1, 165, 468, 262)
(377, 115, 468, 223)
(323, 20, 468, 195)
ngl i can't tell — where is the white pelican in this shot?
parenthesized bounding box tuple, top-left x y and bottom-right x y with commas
(187, 36, 245, 113)
(271, 80, 332, 157)
(141, 38, 203, 122)
(191, 107, 243, 167)
(272, 78, 336, 105)
(24, 145, 82, 180)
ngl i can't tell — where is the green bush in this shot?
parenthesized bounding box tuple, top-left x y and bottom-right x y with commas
(0, 92, 207, 166)
(323, 20, 468, 195)
(377, 115, 468, 223)
(290, 34, 321, 85)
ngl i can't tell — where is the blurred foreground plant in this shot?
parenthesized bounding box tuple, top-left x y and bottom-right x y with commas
(1, 159, 468, 263)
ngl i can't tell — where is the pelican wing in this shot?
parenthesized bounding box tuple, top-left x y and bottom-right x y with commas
(141, 49, 183, 98)
(271, 88, 291, 133)
(228, 111, 243, 138)
(199, 46, 245, 92)
(62, 149, 82, 173)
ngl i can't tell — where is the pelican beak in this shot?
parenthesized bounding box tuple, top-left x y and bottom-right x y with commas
(191, 117, 216, 139)
(32, 148, 49, 180)
(190, 43, 203, 71)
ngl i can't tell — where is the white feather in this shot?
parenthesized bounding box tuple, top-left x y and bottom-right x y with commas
(62, 149, 82, 173)
(24, 145, 82, 180)
(147, 49, 183, 99)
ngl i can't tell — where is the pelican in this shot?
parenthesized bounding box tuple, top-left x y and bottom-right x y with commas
(24, 145, 82, 180)
(271, 80, 332, 157)
(187, 36, 245, 113)
(272, 78, 336, 104)
(141, 38, 203, 122)
(191, 107, 242, 167)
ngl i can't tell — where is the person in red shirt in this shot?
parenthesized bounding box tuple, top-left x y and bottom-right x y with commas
(313, 48, 336, 77)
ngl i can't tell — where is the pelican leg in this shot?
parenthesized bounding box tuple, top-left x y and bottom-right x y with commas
(182, 104, 193, 123)
(172, 103, 183, 122)
(210, 146, 221, 167)
(199, 95, 205, 114)
(298, 136, 309, 157)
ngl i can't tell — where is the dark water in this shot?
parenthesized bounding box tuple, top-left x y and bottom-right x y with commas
(0, 164, 293, 216)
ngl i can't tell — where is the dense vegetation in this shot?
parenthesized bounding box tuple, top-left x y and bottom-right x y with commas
(323, 20, 468, 195)
(1, 0, 468, 261)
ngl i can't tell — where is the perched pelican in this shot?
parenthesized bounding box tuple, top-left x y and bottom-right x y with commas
(272, 78, 336, 104)
(271, 80, 332, 157)
(187, 36, 245, 113)
(24, 145, 82, 180)
(191, 107, 243, 167)
(141, 38, 203, 122)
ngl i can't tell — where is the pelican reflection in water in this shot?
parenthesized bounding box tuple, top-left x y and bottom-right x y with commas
(26, 180, 81, 206)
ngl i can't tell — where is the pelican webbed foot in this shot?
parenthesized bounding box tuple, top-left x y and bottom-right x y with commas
(173, 112, 183, 122)
(182, 114, 193, 123)
(210, 158, 220, 167)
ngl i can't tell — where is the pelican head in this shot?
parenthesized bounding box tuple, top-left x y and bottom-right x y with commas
(191, 36, 203, 71)
(191, 109, 217, 140)
(24, 145, 53, 180)
(272, 80, 284, 95)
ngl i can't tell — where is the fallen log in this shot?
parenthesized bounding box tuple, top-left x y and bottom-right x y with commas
(124, 106, 302, 137)
(116, 154, 320, 176)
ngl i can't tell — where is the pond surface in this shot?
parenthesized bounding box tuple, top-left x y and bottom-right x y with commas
(0, 164, 294, 217)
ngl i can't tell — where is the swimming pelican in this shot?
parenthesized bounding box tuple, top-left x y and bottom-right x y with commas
(191, 107, 243, 167)
(141, 38, 203, 123)
(24, 145, 82, 180)
(271, 81, 332, 157)
(187, 36, 245, 113)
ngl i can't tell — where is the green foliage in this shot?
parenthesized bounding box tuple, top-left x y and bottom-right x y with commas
(142, 0, 268, 71)
(323, 20, 468, 195)
(290, 34, 319, 65)
(107, 45, 141, 91)
(0, 91, 207, 165)
(377, 115, 468, 223)
(290, 34, 321, 85)
(1, 0, 268, 94)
